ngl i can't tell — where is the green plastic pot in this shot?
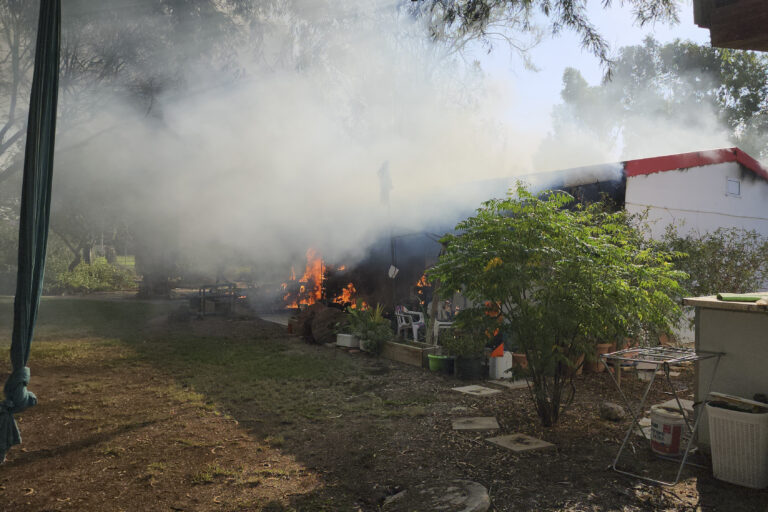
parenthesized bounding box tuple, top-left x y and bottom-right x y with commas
(428, 354, 449, 372)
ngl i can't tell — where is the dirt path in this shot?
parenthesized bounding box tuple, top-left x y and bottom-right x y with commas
(1, 313, 766, 511)
(0, 341, 318, 511)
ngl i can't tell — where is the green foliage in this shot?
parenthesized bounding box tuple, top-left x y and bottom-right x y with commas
(0, 220, 17, 293)
(0, 219, 73, 294)
(55, 260, 138, 294)
(439, 330, 486, 358)
(43, 234, 74, 294)
(661, 226, 768, 297)
(428, 184, 685, 426)
(543, 38, 768, 162)
(348, 303, 392, 354)
(344, 301, 370, 335)
(413, 1, 677, 70)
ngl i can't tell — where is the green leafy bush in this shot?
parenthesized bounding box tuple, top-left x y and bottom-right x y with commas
(348, 303, 392, 354)
(661, 226, 768, 297)
(439, 329, 486, 358)
(429, 184, 685, 426)
(55, 260, 137, 294)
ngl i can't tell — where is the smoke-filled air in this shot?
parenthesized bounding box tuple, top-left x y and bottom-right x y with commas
(49, 0, 541, 279)
(3, 1, 765, 284)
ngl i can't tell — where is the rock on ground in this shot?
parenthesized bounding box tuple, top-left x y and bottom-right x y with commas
(600, 401, 626, 421)
(382, 480, 490, 512)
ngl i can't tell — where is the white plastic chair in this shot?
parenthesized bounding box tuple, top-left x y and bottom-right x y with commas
(433, 319, 453, 344)
(430, 300, 454, 344)
(395, 305, 425, 341)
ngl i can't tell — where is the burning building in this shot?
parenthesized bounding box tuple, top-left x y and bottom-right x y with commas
(254, 147, 768, 317)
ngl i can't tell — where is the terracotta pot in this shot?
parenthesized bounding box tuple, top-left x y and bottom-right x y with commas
(585, 343, 614, 373)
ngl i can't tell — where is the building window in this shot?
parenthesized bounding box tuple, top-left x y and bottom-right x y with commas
(726, 177, 741, 197)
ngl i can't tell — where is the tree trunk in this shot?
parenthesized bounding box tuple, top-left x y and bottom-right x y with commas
(425, 278, 440, 345)
(67, 252, 81, 272)
(81, 243, 91, 265)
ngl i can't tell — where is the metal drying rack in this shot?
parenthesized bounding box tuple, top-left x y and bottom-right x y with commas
(601, 346, 723, 486)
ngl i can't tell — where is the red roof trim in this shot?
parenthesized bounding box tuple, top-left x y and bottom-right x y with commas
(624, 147, 768, 182)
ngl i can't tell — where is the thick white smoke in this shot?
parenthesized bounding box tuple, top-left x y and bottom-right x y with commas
(52, 0, 539, 278)
(49, 2, 744, 282)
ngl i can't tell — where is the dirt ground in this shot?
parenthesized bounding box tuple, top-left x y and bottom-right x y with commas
(0, 302, 766, 511)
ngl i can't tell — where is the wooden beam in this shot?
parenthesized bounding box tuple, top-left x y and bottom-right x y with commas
(708, 0, 768, 51)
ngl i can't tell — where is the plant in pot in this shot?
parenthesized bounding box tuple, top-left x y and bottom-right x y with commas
(336, 302, 367, 348)
(440, 326, 487, 380)
(583, 324, 618, 373)
(352, 304, 391, 355)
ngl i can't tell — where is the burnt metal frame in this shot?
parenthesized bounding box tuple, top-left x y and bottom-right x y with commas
(601, 346, 723, 486)
(198, 283, 236, 318)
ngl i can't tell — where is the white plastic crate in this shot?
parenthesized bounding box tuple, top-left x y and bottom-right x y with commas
(707, 403, 768, 489)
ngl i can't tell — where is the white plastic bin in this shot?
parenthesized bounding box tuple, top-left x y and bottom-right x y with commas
(489, 351, 513, 380)
(707, 402, 768, 489)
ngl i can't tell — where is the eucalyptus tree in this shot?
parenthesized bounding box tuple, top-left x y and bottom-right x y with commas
(410, 0, 679, 69)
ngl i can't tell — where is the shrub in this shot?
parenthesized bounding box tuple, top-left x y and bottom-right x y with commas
(661, 226, 768, 296)
(439, 329, 486, 358)
(55, 260, 137, 294)
(348, 303, 391, 354)
(429, 184, 685, 426)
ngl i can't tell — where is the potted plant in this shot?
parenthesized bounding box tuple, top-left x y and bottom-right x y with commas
(585, 341, 614, 373)
(427, 349, 455, 375)
(440, 330, 486, 380)
(352, 304, 391, 355)
(336, 303, 367, 348)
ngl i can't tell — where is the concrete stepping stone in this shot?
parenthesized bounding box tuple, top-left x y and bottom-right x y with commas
(634, 417, 652, 438)
(488, 379, 527, 390)
(656, 370, 681, 377)
(452, 385, 501, 397)
(452, 417, 499, 431)
(382, 480, 490, 512)
(486, 433, 554, 453)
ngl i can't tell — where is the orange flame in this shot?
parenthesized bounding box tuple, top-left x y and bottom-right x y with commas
(415, 274, 428, 304)
(333, 282, 357, 305)
(300, 248, 324, 302)
(282, 249, 360, 308)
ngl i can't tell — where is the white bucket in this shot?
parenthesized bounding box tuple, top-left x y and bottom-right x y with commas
(489, 351, 513, 380)
(650, 405, 689, 456)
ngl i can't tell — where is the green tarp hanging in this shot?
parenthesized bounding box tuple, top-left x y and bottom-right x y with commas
(0, 0, 60, 461)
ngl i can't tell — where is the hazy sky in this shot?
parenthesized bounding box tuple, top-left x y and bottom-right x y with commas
(477, 1, 711, 135)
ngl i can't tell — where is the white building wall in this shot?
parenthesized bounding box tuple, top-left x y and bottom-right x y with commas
(625, 162, 768, 343)
(625, 162, 768, 239)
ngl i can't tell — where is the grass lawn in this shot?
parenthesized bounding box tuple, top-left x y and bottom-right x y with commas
(0, 298, 765, 511)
